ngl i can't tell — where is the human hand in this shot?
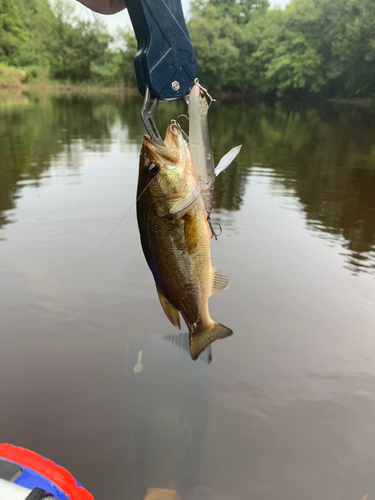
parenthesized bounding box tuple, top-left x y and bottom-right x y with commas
(76, 0, 126, 15)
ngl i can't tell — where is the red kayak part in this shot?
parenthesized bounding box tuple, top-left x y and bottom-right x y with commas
(0, 444, 93, 500)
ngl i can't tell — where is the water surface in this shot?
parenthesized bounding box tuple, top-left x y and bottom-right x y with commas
(1, 90, 375, 500)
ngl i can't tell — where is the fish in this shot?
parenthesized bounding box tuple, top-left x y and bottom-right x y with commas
(188, 80, 242, 218)
(136, 121, 233, 360)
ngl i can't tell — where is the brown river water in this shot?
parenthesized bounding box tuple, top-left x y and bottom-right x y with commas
(1, 90, 375, 500)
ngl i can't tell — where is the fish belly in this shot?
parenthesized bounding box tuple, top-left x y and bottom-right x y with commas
(138, 200, 211, 328)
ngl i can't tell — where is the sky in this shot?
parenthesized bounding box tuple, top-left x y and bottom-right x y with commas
(74, 0, 290, 37)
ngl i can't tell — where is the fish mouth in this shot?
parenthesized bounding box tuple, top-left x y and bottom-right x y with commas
(140, 122, 192, 202)
(142, 121, 185, 165)
(142, 136, 180, 165)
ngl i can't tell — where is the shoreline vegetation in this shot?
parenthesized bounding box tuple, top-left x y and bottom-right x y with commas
(2, 84, 375, 110)
(2, 70, 375, 109)
(1, 0, 375, 99)
(0, 65, 138, 94)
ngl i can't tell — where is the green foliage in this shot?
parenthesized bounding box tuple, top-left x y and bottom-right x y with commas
(284, 0, 375, 96)
(251, 10, 326, 94)
(0, 62, 25, 86)
(10, 0, 58, 67)
(328, 0, 375, 96)
(1, 0, 375, 95)
(21, 65, 49, 83)
(188, 5, 244, 90)
(90, 28, 137, 85)
(190, 0, 375, 96)
(48, 17, 111, 82)
(113, 28, 137, 84)
(0, 0, 27, 58)
(209, 0, 269, 24)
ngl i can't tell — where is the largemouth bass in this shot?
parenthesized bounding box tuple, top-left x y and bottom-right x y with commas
(136, 122, 233, 360)
(188, 80, 242, 217)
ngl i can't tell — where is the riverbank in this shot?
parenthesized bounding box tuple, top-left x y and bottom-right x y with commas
(0, 64, 138, 96)
(1, 67, 375, 108)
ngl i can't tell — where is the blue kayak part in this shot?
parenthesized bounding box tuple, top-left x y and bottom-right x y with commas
(13, 467, 70, 500)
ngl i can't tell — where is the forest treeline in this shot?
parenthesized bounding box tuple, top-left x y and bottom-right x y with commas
(1, 0, 375, 96)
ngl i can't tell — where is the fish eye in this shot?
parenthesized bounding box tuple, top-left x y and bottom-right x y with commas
(145, 161, 159, 178)
(200, 91, 205, 99)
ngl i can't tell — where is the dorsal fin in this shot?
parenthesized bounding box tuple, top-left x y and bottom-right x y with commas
(156, 283, 181, 330)
(211, 268, 230, 295)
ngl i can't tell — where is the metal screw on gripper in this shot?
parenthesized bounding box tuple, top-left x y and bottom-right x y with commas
(172, 81, 180, 91)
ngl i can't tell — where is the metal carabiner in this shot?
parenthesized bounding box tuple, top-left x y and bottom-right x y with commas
(141, 87, 164, 146)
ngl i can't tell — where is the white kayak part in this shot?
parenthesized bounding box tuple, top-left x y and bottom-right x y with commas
(188, 82, 215, 215)
(214, 145, 242, 177)
(0, 478, 31, 500)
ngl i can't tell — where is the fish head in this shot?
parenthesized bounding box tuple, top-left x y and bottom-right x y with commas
(138, 122, 197, 213)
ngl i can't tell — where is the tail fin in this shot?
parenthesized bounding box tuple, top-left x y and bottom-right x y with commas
(190, 322, 233, 360)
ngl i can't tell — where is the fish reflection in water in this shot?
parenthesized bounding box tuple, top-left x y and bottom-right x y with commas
(125, 333, 211, 500)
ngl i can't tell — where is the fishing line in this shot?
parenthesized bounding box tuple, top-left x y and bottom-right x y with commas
(74, 173, 159, 276)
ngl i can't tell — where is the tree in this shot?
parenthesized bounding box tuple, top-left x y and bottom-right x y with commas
(0, 0, 27, 58)
(48, 2, 111, 82)
(208, 0, 268, 24)
(285, 0, 375, 96)
(114, 28, 137, 84)
(11, 0, 58, 66)
(250, 9, 326, 94)
(188, 5, 248, 91)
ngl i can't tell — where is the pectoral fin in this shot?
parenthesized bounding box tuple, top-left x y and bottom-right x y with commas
(156, 283, 181, 330)
(211, 268, 230, 295)
(214, 145, 242, 177)
(184, 213, 199, 254)
(170, 186, 201, 215)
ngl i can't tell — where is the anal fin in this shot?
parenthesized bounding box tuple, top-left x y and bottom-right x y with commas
(156, 283, 181, 330)
(211, 268, 230, 295)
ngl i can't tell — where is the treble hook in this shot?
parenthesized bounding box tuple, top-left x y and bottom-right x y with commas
(207, 216, 222, 240)
(169, 119, 180, 137)
(170, 118, 190, 143)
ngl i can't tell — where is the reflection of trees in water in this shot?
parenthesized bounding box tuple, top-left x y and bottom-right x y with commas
(216, 101, 375, 274)
(0, 93, 117, 229)
(1, 93, 375, 274)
